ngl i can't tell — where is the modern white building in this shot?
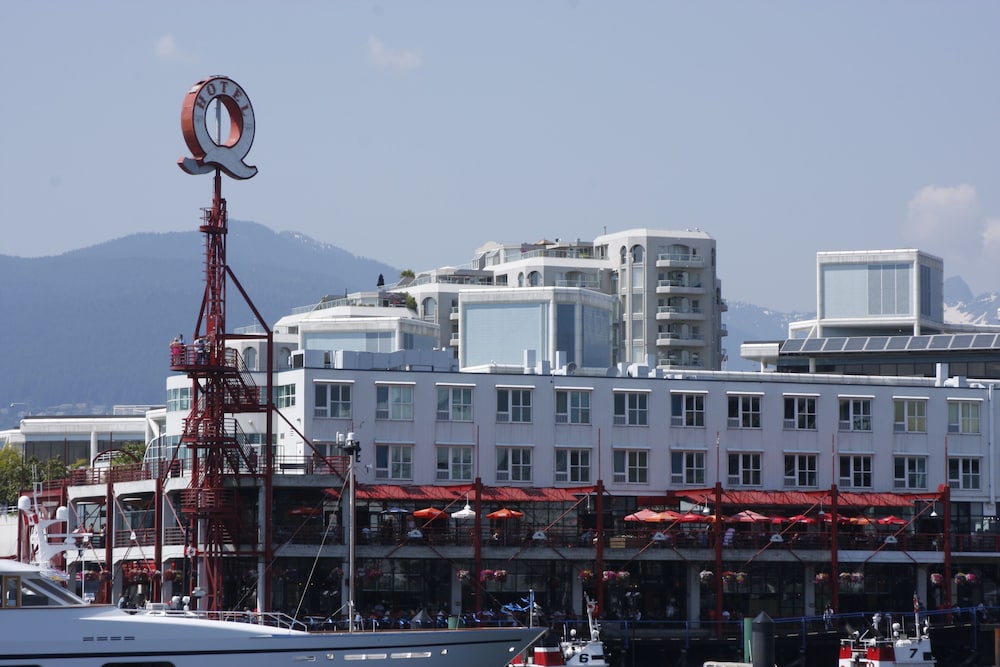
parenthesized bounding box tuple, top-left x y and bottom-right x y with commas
(395, 228, 727, 371)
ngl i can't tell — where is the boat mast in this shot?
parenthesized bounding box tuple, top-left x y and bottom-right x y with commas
(338, 432, 361, 631)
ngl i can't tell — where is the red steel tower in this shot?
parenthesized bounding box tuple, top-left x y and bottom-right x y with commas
(171, 76, 274, 612)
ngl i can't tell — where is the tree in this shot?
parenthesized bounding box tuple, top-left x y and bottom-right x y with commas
(0, 447, 30, 507)
(118, 441, 147, 464)
(400, 269, 415, 280)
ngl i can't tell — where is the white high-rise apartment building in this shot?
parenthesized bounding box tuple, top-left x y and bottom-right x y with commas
(396, 228, 727, 371)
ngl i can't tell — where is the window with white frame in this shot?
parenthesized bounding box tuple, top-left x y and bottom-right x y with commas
(437, 386, 473, 422)
(613, 391, 648, 426)
(375, 444, 413, 481)
(727, 394, 761, 429)
(613, 449, 648, 483)
(727, 453, 762, 486)
(670, 451, 705, 485)
(893, 398, 926, 433)
(839, 455, 873, 489)
(783, 396, 816, 430)
(838, 397, 872, 432)
(555, 448, 591, 483)
(276, 384, 297, 408)
(376, 384, 413, 420)
(948, 457, 981, 490)
(436, 446, 473, 481)
(496, 447, 532, 482)
(314, 383, 351, 419)
(167, 386, 191, 412)
(497, 388, 532, 423)
(555, 389, 591, 424)
(784, 454, 817, 487)
(893, 456, 927, 489)
(671, 393, 706, 427)
(948, 400, 980, 434)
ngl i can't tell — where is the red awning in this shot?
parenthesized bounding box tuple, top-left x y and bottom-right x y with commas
(325, 484, 590, 503)
(673, 488, 940, 508)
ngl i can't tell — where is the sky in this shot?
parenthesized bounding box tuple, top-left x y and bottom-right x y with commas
(3, 2, 1000, 313)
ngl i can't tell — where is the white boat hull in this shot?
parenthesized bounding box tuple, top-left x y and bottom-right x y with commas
(0, 605, 542, 667)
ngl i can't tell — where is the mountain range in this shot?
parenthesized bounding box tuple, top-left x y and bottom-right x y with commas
(1, 221, 995, 428)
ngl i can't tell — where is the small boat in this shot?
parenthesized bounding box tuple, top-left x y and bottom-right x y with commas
(511, 597, 608, 667)
(837, 610, 935, 667)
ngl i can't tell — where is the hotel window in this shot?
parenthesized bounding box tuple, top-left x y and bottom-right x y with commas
(275, 384, 296, 409)
(314, 383, 351, 419)
(555, 389, 591, 424)
(727, 453, 761, 486)
(839, 455, 873, 489)
(783, 396, 816, 430)
(555, 448, 591, 483)
(670, 451, 705, 485)
(375, 444, 412, 481)
(893, 398, 926, 433)
(893, 456, 927, 489)
(838, 397, 872, 432)
(613, 391, 648, 426)
(784, 454, 817, 488)
(947, 400, 980, 434)
(436, 446, 473, 481)
(376, 384, 413, 421)
(437, 386, 473, 422)
(613, 449, 648, 484)
(497, 388, 532, 423)
(727, 395, 761, 429)
(167, 387, 191, 412)
(671, 393, 705, 427)
(496, 447, 532, 483)
(948, 457, 981, 490)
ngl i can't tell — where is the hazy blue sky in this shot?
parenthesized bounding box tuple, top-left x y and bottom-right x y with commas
(3, 2, 1000, 312)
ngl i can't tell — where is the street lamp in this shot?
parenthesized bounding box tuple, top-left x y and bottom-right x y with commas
(336, 432, 361, 632)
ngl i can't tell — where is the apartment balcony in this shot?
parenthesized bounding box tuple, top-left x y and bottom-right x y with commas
(655, 332, 706, 347)
(655, 252, 705, 269)
(449, 333, 460, 346)
(657, 357, 704, 369)
(656, 279, 705, 296)
(655, 305, 704, 321)
(450, 306, 459, 320)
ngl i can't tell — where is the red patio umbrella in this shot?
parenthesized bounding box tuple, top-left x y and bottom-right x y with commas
(877, 515, 908, 526)
(486, 507, 524, 520)
(787, 514, 817, 525)
(730, 510, 771, 523)
(651, 510, 682, 522)
(624, 509, 660, 522)
(413, 507, 447, 519)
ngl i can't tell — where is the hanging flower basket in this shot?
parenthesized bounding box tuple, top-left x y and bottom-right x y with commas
(721, 571, 735, 584)
(814, 573, 830, 585)
(966, 573, 978, 584)
(734, 572, 747, 585)
(457, 569, 471, 583)
(365, 567, 382, 580)
(699, 570, 713, 584)
(579, 569, 594, 582)
(494, 569, 508, 583)
(930, 573, 943, 586)
(480, 569, 495, 583)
